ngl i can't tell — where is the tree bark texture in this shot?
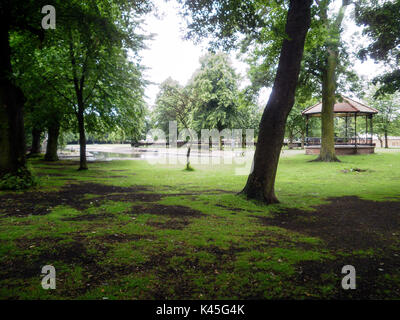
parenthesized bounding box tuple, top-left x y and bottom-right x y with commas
(0, 18, 28, 178)
(77, 105, 88, 170)
(44, 121, 60, 161)
(240, 0, 312, 203)
(30, 128, 42, 155)
(315, 1, 348, 162)
(317, 48, 340, 161)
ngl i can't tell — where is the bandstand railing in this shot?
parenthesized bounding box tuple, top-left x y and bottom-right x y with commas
(305, 137, 374, 146)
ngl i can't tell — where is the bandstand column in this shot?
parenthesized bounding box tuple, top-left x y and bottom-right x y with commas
(305, 115, 309, 146)
(370, 115, 374, 146)
(354, 113, 357, 148)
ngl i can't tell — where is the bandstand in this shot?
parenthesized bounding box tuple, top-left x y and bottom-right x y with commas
(302, 96, 378, 155)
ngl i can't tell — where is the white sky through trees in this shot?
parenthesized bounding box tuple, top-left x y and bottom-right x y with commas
(139, 0, 382, 109)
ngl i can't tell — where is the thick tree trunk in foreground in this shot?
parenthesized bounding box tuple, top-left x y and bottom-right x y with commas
(240, 0, 312, 204)
(0, 20, 28, 178)
(44, 121, 60, 161)
(30, 128, 42, 155)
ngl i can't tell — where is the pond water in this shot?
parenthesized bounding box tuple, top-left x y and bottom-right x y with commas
(59, 143, 305, 162)
(60, 144, 250, 162)
(89, 150, 157, 160)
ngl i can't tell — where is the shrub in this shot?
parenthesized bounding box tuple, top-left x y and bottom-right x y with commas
(0, 168, 39, 190)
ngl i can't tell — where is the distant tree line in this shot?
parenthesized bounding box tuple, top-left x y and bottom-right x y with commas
(151, 52, 262, 148)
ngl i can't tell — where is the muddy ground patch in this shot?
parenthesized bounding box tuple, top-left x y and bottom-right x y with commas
(130, 203, 205, 230)
(0, 183, 159, 217)
(256, 196, 400, 251)
(293, 251, 400, 299)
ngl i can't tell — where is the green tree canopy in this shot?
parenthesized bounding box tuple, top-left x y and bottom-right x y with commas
(365, 86, 400, 147)
(355, 0, 400, 95)
(189, 52, 241, 132)
(152, 78, 191, 135)
(34, 0, 150, 169)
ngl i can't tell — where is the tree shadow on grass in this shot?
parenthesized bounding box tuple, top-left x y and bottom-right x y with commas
(255, 196, 400, 299)
(255, 196, 400, 251)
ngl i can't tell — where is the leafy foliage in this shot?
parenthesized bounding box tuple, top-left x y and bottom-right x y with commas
(189, 52, 241, 132)
(178, 0, 266, 49)
(153, 78, 192, 135)
(38, 1, 148, 134)
(10, 32, 72, 140)
(355, 0, 400, 95)
(365, 86, 400, 140)
(286, 98, 318, 143)
(246, 1, 360, 101)
(0, 168, 39, 190)
(153, 53, 254, 137)
(9, 0, 152, 163)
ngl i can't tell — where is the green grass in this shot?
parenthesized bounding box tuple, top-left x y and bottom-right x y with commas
(0, 151, 400, 299)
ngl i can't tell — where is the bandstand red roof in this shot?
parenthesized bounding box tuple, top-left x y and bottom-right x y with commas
(301, 96, 378, 117)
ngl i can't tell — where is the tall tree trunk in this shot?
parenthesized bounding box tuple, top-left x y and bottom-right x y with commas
(44, 121, 60, 161)
(240, 0, 312, 204)
(77, 105, 88, 170)
(317, 48, 339, 161)
(315, 0, 348, 162)
(186, 146, 191, 170)
(384, 130, 388, 148)
(0, 19, 29, 178)
(30, 128, 42, 155)
(69, 33, 88, 171)
(288, 131, 294, 149)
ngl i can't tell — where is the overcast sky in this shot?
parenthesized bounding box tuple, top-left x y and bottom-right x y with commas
(140, 0, 250, 108)
(139, 0, 383, 108)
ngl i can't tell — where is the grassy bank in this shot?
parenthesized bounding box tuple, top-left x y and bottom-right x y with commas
(0, 151, 400, 299)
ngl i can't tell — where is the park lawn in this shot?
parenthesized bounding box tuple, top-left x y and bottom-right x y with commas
(0, 151, 400, 299)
